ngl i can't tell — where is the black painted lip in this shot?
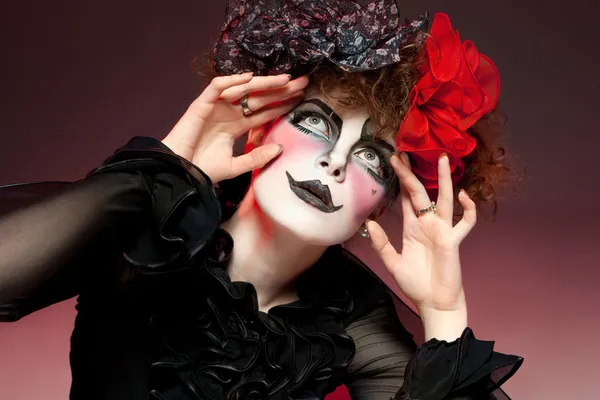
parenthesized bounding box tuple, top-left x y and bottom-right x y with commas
(286, 171, 343, 213)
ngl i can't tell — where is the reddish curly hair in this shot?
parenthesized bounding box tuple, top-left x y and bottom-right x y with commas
(198, 41, 516, 217)
(299, 43, 516, 216)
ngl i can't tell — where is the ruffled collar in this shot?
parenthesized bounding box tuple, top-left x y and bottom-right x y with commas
(147, 229, 365, 400)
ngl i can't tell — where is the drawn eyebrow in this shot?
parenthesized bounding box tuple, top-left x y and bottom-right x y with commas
(301, 99, 343, 132)
(296, 100, 395, 155)
(360, 120, 395, 154)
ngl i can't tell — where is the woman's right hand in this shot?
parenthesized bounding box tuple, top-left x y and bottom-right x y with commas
(161, 73, 308, 183)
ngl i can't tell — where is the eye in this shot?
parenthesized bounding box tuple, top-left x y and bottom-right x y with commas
(296, 112, 330, 138)
(354, 148, 383, 177)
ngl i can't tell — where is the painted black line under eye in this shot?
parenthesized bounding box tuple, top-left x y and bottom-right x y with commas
(356, 146, 394, 185)
(289, 110, 332, 139)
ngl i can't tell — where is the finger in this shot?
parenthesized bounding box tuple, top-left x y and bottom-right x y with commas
(436, 153, 454, 224)
(198, 73, 254, 103)
(230, 143, 283, 176)
(398, 172, 417, 224)
(242, 93, 304, 131)
(453, 189, 477, 242)
(396, 153, 417, 224)
(243, 89, 306, 118)
(392, 153, 432, 212)
(365, 219, 401, 271)
(240, 77, 309, 111)
(219, 74, 294, 103)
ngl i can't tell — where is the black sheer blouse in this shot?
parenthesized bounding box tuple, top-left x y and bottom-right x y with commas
(0, 137, 523, 400)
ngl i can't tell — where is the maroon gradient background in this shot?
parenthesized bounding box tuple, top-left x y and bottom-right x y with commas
(1, 0, 599, 399)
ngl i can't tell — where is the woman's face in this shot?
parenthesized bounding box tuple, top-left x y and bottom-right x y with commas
(252, 91, 396, 245)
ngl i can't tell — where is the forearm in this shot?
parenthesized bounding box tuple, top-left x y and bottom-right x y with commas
(0, 172, 147, 303)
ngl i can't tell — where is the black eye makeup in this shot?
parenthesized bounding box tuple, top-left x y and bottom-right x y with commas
(352, 146, 393, 186)
(287, 100, 395, 187)
(287, 99, 342, 141)
(289, 110, 332, 139)
(355, 121, 395, 186)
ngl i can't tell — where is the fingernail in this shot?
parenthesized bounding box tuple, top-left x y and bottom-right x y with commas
(277, 144, 283, 155)
(285, 74, 292, 80)
(439, 152, 448, 161)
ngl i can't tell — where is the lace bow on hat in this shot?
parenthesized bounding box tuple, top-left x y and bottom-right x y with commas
(214, 0, 428, 75)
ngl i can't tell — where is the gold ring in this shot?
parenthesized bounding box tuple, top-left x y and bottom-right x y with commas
(239, 94, 252, 117)
(415, 201, 437, 217)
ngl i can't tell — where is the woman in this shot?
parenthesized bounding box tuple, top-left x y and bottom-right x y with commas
(0, 1, 522, 399)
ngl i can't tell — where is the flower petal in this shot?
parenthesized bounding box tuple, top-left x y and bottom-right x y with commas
(396, 12, 500, 189)
(426, 13, 462, 82)
(474, 54, 501, 115)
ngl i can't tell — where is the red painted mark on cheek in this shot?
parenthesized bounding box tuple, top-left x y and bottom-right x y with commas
(347, 163, 386, 219)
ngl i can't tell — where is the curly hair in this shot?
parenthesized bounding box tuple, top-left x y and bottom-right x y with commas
(197, 42, 516, 216)
(298, 45, 515, 216)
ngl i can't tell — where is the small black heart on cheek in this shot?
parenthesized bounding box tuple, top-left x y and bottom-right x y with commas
(371, 189, 377, 196)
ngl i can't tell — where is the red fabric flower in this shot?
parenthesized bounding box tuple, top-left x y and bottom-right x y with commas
(396, 13, 500, 189)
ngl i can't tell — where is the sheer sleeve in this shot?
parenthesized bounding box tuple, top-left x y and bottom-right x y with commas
(0, 174, 148, 321)
(344, 302, 523, 400)
(0, 136, 222, 322)
(344, 305, 416, 399)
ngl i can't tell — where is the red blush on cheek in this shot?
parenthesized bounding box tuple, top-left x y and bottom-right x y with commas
(346, 163, 386, 219)
(263, 121, 326, 162)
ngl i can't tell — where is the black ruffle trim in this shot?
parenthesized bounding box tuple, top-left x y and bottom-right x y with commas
(342, 251, 523, 400)
(146, 232, 357, 400)
(146, 233, 357, 400)
(88, 136, 222, 273)
(394, 327, 523, 400)
(90, 137, 358, 399)
(89, 136, 522, 399)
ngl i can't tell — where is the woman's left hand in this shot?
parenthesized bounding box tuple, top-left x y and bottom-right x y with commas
(366, 152, 476, 332)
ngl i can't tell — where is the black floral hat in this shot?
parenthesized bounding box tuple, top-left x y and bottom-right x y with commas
(214, 0, 428, 76)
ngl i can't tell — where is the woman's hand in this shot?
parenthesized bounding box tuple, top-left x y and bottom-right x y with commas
(162, 73, 308, 183)
(366, 153, 477, 341)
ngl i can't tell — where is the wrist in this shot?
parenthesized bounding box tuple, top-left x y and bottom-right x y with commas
(419, 306, 468, 342)
(161, 138, 214, 183)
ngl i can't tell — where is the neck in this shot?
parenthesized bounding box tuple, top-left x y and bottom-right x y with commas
(220, 186, 327, 312)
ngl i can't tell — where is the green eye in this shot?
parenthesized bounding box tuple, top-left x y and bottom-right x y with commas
(298, 115, 330, 138)
(289, 110, 331, 139)
(354, 148, 383, 178)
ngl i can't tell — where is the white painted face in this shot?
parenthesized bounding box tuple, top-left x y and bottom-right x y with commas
(252, 94, 396, 245)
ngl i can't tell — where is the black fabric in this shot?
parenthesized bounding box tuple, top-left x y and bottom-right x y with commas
(0, 173, 148, 320)
(0, 136, 522, 399)
(214, 0, 428, 76)
(344, 305, 415, 399)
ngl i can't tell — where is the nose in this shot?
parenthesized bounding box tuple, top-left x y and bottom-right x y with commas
(315, 152, 347, 182)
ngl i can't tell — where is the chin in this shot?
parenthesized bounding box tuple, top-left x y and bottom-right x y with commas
(253, 181, 356, 246)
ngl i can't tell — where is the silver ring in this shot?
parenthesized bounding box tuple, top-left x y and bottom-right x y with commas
(415, 201, 437, 217)
(239, 94, 252, 117)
